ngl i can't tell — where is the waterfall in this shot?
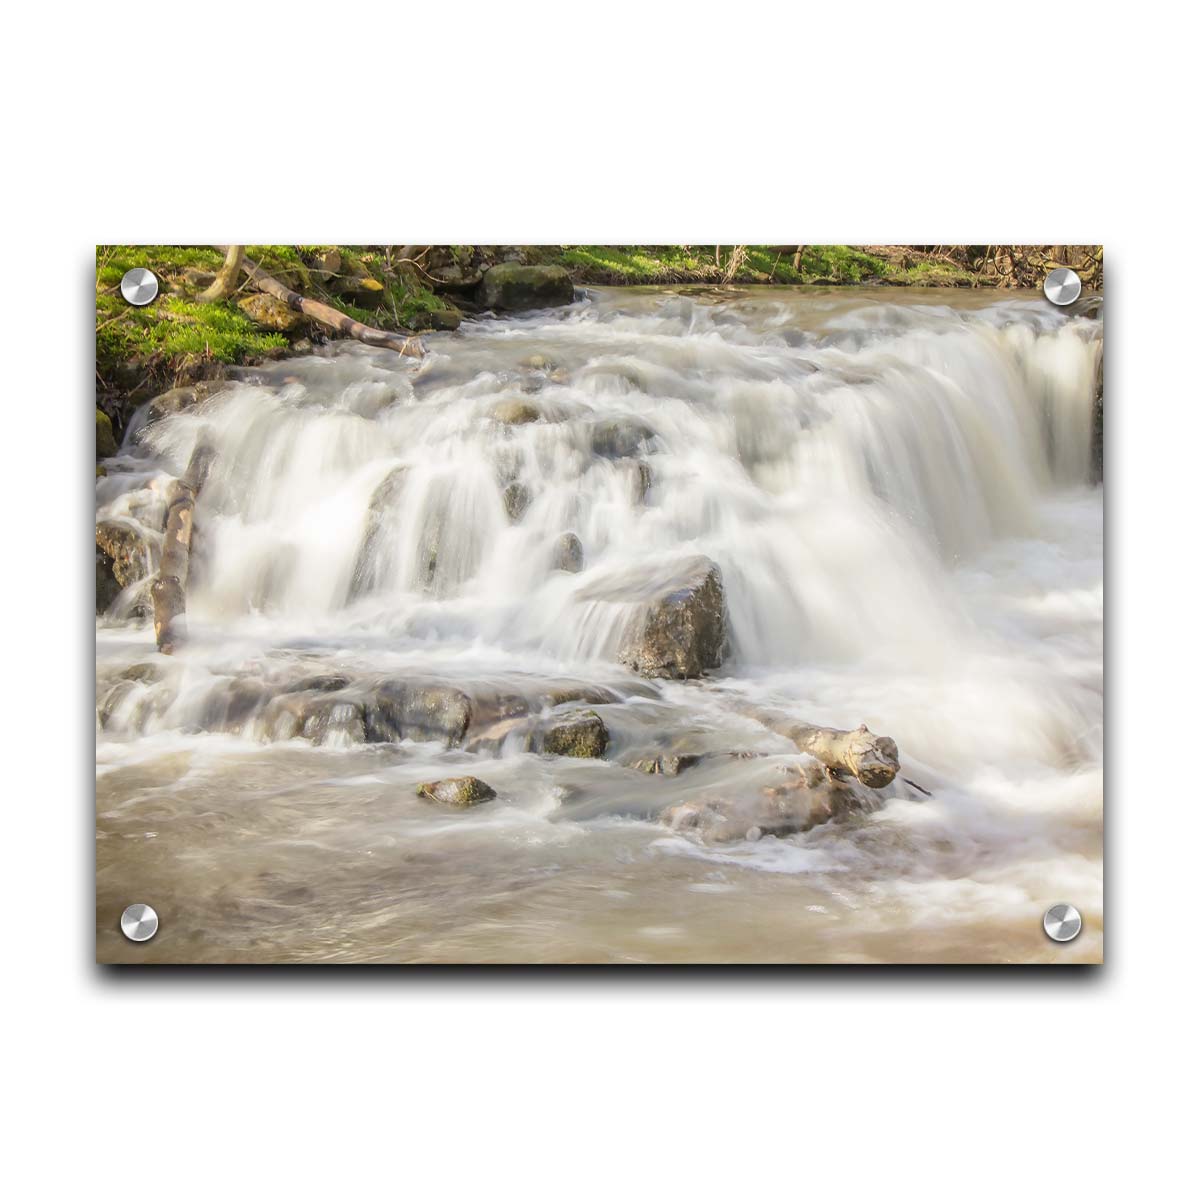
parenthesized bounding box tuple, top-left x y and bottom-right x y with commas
(96, 287, 1103, 963)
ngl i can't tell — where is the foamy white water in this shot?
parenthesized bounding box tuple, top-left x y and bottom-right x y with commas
(96, 285, 1102, 963)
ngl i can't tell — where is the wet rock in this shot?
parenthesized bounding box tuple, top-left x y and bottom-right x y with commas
(552, 532, 584, 573)
(490, 399, 541, 425)
(427, 308, 462, 332)
(284, 674, 352, 694)
(202, 678, 269, 734)
(147, 383, 213, 423)
(97, 679, 136, 727)
(364, 680, 473, 746)
(300, 696, 366, 744)
(96, 547, 122, 613)
(633, 461, 653, 504)
(238, 293, 304, 332)
(662, 762, 880, 843)
(630, 753, 702, 776)
(542, 709, 609, 759)
(96, 521, 152, 610)
(617, 556, 727, 680)
(465, 715, 532, 755)
(479, 263, 574, 311)
(292, 337, 314, 354)
(350, 467, 408, 597)
(539, 682, 624, 707)
(520, 354, 557, 371)
(503, 481, 531, 522)
(96, 409, 118, 459)
(120, 662, 165, 684)
(417, 776, 497, 807)
(591, 418, 656, 459)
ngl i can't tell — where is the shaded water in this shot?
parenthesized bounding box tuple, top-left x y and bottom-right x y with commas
(96, 285, 1103, 963)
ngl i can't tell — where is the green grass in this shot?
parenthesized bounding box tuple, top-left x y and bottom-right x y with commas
(95, 245, 453, 394)
(552, 245, 916, 285)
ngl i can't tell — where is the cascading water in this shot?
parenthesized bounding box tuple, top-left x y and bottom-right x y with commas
(96, 286, 1103, 963)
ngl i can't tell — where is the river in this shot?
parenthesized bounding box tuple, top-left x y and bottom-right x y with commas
(96, 284, 1103, 963)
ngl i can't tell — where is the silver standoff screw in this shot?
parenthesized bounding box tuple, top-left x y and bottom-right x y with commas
(1043, 903, 1082, 943)
(1043, 267, 1082, 306)
(120, 903, 159, 943)
(120, 267, 159, 307)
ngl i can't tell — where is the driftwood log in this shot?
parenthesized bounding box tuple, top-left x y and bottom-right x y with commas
(734, 703, 900, 788)
(151, 445, 215, 653)
(222, 247, 425, 358)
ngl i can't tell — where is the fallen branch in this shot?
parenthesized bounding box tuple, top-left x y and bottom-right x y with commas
(151, 444, 215, 653)
(733, 703, 900, 788)
(199, 245, 244, 302)
(222, 247, 424, 358)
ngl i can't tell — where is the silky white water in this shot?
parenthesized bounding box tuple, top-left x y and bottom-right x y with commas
(96, 285, 1103, 963)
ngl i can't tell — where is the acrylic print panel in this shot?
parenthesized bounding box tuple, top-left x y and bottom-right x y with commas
(95, 246, 1104, 964)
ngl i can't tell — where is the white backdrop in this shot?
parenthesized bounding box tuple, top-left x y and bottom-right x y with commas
(3, 3, 1195, 1195)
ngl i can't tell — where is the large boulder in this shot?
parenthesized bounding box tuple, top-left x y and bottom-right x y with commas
(363, 680, 474, 746)
(479, 263, 574, 311)
(615, 556, 727, 680)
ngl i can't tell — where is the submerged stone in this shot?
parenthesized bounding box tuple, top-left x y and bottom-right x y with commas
(416, 776, 497, 807)
(489, 398, 542, 425)
(503, 481, 531, 522)
(590, 419, 656, 459)
(552, 532, 584, 573)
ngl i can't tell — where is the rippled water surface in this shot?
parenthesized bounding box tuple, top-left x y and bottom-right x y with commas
(96, 285, 1103, 963)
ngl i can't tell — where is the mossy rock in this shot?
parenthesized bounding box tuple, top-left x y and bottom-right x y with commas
(416, 776, 497, 807)
(479, 263, 574, 311)
(427, 307, 462, 331)
(237, 294, 304, 332)
(96, 409, 118, 459)
(542, 710, 609, 759)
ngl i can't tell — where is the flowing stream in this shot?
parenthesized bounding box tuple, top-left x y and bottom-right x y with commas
(96, 285, 1103, 963)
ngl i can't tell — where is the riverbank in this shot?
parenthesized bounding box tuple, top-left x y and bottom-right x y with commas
(96, 245, 1102, 442)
